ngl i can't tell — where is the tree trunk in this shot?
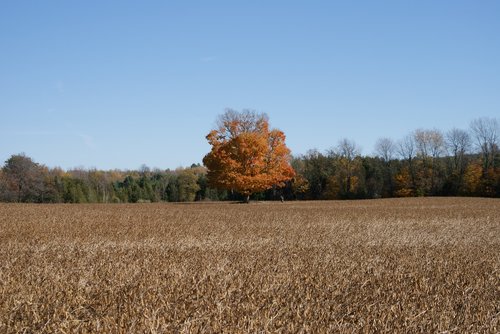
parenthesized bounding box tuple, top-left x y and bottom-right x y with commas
(245, 195, 250, 203)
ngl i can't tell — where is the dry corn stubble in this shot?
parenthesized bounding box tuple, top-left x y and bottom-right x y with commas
(0, 198, 499, 333)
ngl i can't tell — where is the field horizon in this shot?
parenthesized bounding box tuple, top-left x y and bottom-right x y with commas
(1, 197, 499, 333)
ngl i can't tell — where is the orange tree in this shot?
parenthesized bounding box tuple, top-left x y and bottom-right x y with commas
(203, 109, 295, 202)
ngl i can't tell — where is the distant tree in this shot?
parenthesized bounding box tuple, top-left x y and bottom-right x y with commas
(446, 128, 471, 173)
(398, 134, 416, 168)
(88, 169, 112, 203)
(375, 137, 395, 162)
(463, 161, 483, 195)
(290, 175, 309, 200)
(413, 129, 445, 194)
(150, 171, 170, 202)
(414, 129, 445, 161)
(196, 172, 209, 200)
(298, 150, 333, 199)
(187, 165, 218, 201)
(203, 109, 295, 202)
(444, 128, 471, 194)
(121, 175, 141, 203)
(362, 157, 385, 198)
(37, 166, 61, 203)
(470, 117, 499, 172)
(374, 137, 396, 196)
(140, 164, 151, 176)
(177, 168, 201, 202)
(138, 174, 155, 202)
(62, 176, 88, 203)
(1, 154, 44, 202)
(396, 135, 417, 196)
(394, 166, 414, 197)
(328, 139, 363, 198)
(166, 174, 179, 202)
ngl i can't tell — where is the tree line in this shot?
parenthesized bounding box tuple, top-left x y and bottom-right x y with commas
(0, 159, 226, 203)
(291, 117, 499, 199)
(0, 117, 498, 203)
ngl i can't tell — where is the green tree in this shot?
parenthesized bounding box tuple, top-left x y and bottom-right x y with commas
(62, 177, 87, 203)
(298, 150, 334, 199)
(177, 169, 201, 202)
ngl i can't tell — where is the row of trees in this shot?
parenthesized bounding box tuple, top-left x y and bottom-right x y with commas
(0, 157, 227, 203)
(1, 116, 498, 203)
(291, 118, 499, 199)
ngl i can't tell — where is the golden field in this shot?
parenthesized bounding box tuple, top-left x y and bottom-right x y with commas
(0, 198, 499, 333)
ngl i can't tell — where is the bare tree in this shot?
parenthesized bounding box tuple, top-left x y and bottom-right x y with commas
(414, 129, 444, 160)
(333, 139, 362, 195)
(397, 134, 417, 192)
(375, 137, 395, 162)
(446, 128, 471, 174)
(397, 134, 416, 162)
(414, 129, 429, 159)
(469, 117, 499, 171)
(140, 164, 151, 176)
(216, 108, 269, 138)
(336, 138, 360, 161)
(413, 129, 445, 194)
(429, 130, 445, 160)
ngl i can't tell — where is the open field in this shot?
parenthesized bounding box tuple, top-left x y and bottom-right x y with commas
(0, 198, 499, 333)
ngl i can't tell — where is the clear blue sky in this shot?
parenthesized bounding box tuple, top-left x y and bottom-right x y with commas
(1, 1, 499, 170)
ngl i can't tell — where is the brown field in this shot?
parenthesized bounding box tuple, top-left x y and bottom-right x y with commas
(0, 198, 499, 333)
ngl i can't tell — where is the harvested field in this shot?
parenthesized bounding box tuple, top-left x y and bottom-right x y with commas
(0, 198, 499, 333)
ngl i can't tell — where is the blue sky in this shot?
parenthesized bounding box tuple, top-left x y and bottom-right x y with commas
(1, 1, 499, 170)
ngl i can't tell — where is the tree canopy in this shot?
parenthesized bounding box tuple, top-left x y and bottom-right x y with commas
(203, 109, 295, 201)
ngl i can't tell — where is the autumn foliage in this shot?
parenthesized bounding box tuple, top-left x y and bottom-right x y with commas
(203, 110, 295, 200)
